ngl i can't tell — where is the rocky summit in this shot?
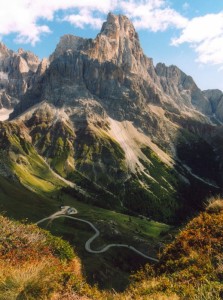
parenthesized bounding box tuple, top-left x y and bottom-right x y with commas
(0, 43, 40, 109)
(0, 13, 223, 223)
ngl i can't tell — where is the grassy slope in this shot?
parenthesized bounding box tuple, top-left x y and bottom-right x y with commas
(123, 146, 181, 223)
(0, 121, 68, 195)
(0, 175, 57, 220)
(9, 142, 67, 194)
(119, 200, 223, 300)
(2, 118, 215, 226)
(0, 214, 98, 300)
(0, 174, 172, 291)
(28, 115, 186, 224)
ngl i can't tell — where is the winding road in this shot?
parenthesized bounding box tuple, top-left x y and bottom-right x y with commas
(36, 206, 159, 263)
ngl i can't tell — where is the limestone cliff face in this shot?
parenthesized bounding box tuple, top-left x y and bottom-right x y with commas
(0, 91, 18, 109)
(11, 15, 160, 134)
(10, 14, 216, 125)
(1, 13, 221, 126)
(49, 35, 86, 62)
(0, 42, 12, 59)
(0, 43, 42, 109)
(203, 89, 223, 122)
(156, 63, 212, 115)
(86, 13, 153, 76)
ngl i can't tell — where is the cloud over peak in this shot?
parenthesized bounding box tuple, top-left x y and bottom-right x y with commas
(0, 0, 187, 44)
(0, 1, 223, 69)
(120, 0, 188, 31)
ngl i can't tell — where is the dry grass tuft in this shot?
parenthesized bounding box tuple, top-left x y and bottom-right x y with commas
(0, 260, 57, 300)
(0, 215, 91, 300)
(205, 196, 223, 214)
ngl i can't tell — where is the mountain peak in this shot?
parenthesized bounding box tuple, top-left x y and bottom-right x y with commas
(0, 42, 11, 58)
(48, 13, 147, 75)
(49, 34, 86, 62)
(84, 13, 151, 74)
(100, 13, 139, 42)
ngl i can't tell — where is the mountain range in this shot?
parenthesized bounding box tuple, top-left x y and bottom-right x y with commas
(0, 13, 223, 223)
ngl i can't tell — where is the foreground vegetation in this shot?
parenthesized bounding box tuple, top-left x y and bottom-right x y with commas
(0, 197, 222, 299)
(122, 197, 223, 299)
(0, 215, 86, 299)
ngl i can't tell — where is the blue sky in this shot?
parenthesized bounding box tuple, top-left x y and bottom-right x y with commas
(1, 0, 223, 91)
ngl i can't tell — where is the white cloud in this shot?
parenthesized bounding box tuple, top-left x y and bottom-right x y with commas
(63, 10, 103, 29)
(1, 0, 223, 69)
(0, 0, 187, 45)
(120, 0, 188, 31)
(0, 0, 114, 45)
(172, 13, 223, 65)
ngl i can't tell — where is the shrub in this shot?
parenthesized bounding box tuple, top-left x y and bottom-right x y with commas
(0, 260, 59, 300)
(45, 233, 75, 261)
(119, 205, 223, 300)
(0, 215, 87, 300)
(205, 196, 223, 214)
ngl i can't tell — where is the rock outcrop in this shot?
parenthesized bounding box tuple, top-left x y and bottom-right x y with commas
(203, 89, 223, 122)
(0, 43, 41, 110)
(0, 90, 18, 109)
(156, 63, 212, 115)
(49, 35, 86, 62)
